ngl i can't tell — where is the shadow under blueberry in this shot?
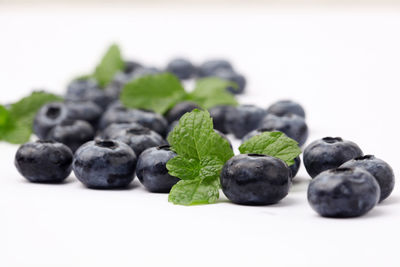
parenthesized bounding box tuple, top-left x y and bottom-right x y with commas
(78, 179, 141, 191)
(19, 176, 77, 185)
(378, 195, 400, 207)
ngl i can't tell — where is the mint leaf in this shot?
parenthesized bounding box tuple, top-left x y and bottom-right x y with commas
(188, 77, 238, 109)
(0, 91, 62, 144)
(9, 91, 63, 125)
(239, 131, 302, 166)
(93, 44, 124, 88)
(168, 179, 220, 205)
(121, 73, 186, 114)
(166, 109, 234, 205)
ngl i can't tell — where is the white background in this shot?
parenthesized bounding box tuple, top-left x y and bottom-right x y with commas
(1, 4, 400, 267)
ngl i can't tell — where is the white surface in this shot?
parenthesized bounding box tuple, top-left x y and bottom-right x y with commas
(1, 5, 400, 267)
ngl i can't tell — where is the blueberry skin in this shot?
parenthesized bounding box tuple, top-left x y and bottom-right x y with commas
(100, 122, 146, 139)
(166, 120, 179, 136)
(214, 69, 246, 94)
(221, 154, 290, 205)
(136, 145, 180, 193)
(99, 105, 168, 137)
(65, 79, 113, 110)
(166, 58, 196, 80)
(15, 140, 73, 183)
(259, 114, 308, 146)
(303, 137, 363, 178)
(340, 155, 395, 202)
(209, 105, 235, 134)
(267, 100, 306, 118)
(73, 140, 137, 189)
(165, 101, 201, 123)
(109, 126, 168, 156)
(47, 120, 95, 153)
(197, 59, 233, 77)
(65, 100, 102, 128)
(308, 167, 380, 218)
(33, 102, 69, 139)
(289, 157, 301, 180)
(225, 105, 267, 139)
(123, 61, 143, 74)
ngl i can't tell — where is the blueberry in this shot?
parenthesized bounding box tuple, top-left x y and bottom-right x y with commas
(289, 157, 301, 180)
(47, 120, 95, 153)
(66, 78, 98, 98)
(197, 59, 233, 77)
(165, 101, 201, 123)
(65, 79, 113, 110)
(33, 102, 68, 139)
(224, 105, 267, 139)
(109, 126, 167, 156)
(100, 122, 146, 139)
(99, 105, 168, 137)
(136, 145, 180, 193)
(208, 105, 235, 134)
(303, 137, 363, 178)
(214, 69, 246, 94)
(166, 58, 196, 80)
(65, 100, 102, 128)
(15, 140, 73, 183)
(340, 155, 395, 202)
(267, 100, 306, 118)
(220, 154, 290, 205)
(73, 140, 137, 189)
(308, 167, 380, 218)
(259, 113, 308, 146)
(123, 60, 143, 74)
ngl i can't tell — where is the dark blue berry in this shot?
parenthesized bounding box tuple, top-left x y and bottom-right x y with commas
(65, 79, 113, 110)
(33, 102, 68, 139)
(109, 126, 167, 156)
(289, 157, 301, 180)
(100, 122, 146, 139)
(214, 69, 246, 94)
(224, 105, 267, 139)
(99, 104, 168, 137)
(123, 61, 143, 74)
(308, 167, 380, 218)
(166, 102, 201, 123)
(340, 155, 395, 202)
(15, 140, 73, 183)
(47, 120, 95, 153)
(267, 100, 306, 118)
(303, 137, 363, 178)
(73, 140, 137, 189)
(220, 154, 290, 205)
(209, 105, 235, 134)
(166, 58, 196, 80)
(166, 120, 179, 136)
(65, 100, 102, 128)
(136, 145, 179, 193)
(197, 59, 233, 77)
(259, 114, 308, 146)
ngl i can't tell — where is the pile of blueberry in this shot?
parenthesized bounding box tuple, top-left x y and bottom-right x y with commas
(13, 57, 395, 218)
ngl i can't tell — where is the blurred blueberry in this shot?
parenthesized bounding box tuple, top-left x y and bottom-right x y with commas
(65, 100, 102, 129)
(214, 69, 246, 94)
(208, 105, 235, 134)
(166, 58, 196, 80)
(197, 59, 233, 77)
(33, 102, 68, 139)
(225, 105, 267, 139)
(267, 100, 306, 118)
(165, 101, 201, 123)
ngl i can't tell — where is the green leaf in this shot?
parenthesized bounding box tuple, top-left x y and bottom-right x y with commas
(93, 44, 124, 88)
(239, 131, 302, 166)
(168, 179, 220, 205)
(166, 109, 234, 205)
(0, 91, 62, 144)
(121, 72, 187, 114)
(188, 77, 238, 109)
(9, 91, 63, 125)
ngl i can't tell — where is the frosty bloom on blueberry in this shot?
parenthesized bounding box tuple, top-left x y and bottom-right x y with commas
(73, 140, 137, 189)
(15, 140, 73, 183)
(308, 167, 380, 218)
(303, 137, 363, 178)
